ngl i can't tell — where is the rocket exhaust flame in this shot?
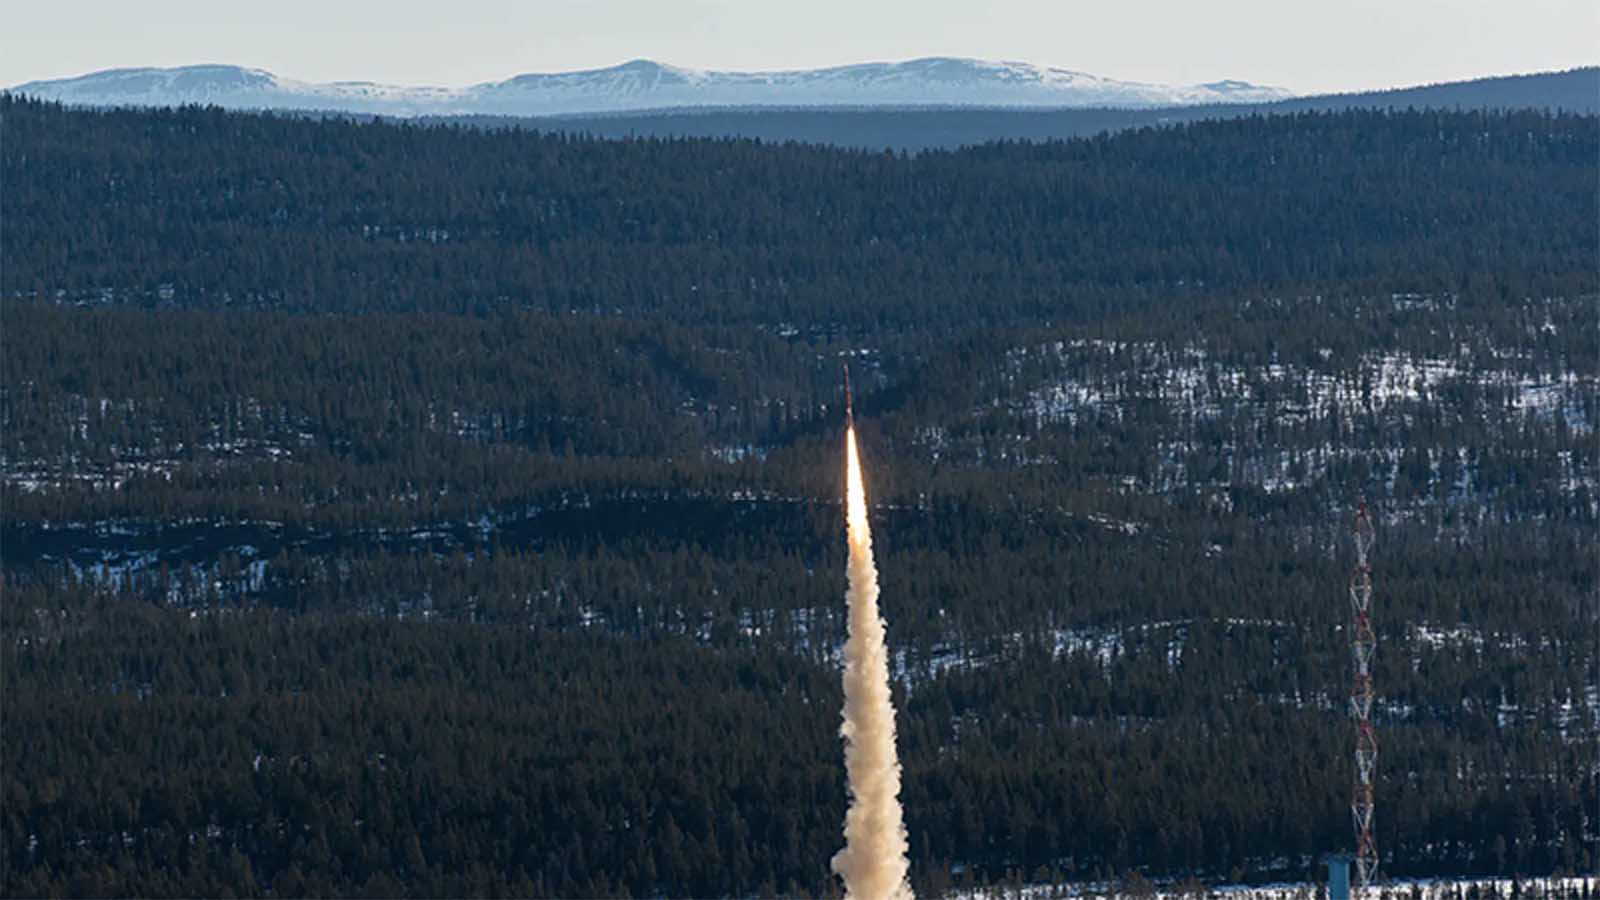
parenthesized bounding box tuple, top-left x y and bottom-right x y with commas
(843, 363, 854, 424)
(831, 422, 914, 900)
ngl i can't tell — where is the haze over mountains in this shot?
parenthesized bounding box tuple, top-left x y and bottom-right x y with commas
(14, 59, 1594, 153)
(532, 67, 1600, 151)
(12, 58, 1296, 116)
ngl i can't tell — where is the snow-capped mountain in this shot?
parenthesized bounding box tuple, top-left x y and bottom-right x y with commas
(11, 59, 1293, 116)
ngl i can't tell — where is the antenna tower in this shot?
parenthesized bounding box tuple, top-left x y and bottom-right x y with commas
(1350, 503, 1378, 891)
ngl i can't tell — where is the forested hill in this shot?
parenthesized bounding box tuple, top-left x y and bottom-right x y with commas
(3, 97, 1598, 897)
(4, 96, 1594, 327)
(1274, 67, 1600, 115)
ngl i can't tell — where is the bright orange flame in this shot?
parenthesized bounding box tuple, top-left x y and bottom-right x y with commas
(846, 425, 870, 544)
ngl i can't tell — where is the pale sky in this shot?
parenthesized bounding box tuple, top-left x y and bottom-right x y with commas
(7, 0, 1596, 95)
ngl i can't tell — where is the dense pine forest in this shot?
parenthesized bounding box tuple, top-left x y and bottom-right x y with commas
(2, 95, 1597, 897)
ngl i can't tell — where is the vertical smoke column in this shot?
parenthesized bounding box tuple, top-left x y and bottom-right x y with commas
(831, 423, 914, 900)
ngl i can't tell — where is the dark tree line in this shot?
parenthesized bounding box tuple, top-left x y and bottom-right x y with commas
(3, 292, 1593, 531)
(3, 568, 1593, 898)
(4, 97, 1594, 327)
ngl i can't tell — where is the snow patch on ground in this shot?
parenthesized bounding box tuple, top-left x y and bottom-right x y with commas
(951, 875, 1595, 899)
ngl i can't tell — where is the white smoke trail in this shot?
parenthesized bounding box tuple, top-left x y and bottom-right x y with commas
(831, 424, 914, 900)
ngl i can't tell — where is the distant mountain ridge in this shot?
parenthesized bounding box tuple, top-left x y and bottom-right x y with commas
(10, 58, 1295, 115)
(523, 66, 1600, 152)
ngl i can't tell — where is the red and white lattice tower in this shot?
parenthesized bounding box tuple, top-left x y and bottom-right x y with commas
(1350, 503, 1378, 891)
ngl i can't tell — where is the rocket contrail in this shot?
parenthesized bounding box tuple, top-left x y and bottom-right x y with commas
(831, 411, 914, 900)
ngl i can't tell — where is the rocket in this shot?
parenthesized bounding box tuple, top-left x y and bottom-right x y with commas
(843, 363, 854, 425)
